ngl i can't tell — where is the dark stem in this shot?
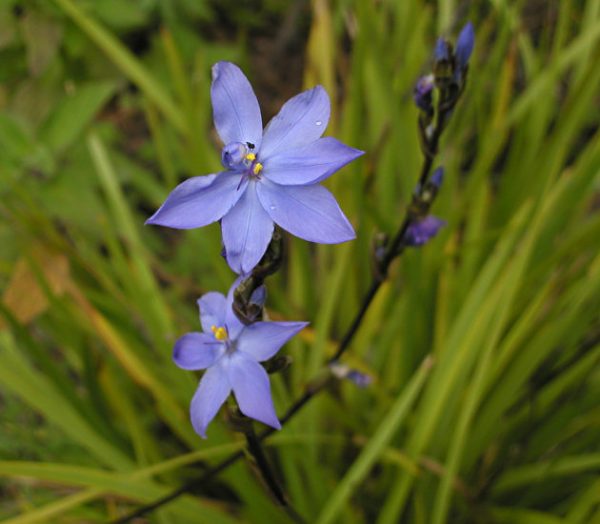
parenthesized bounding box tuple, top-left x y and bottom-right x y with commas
(113, 82, 458, 524)
(243, 423, 306, 524)
(110, 452, 243, 524)
(244, 425, 288, 505)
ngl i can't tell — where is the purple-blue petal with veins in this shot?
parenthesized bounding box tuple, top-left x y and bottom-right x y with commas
(190, 365, 231, 438)
(263, 137, 364, 186)
(237, 321, 308, 362)
(257, 179, 355, 244)
(222, 183, 274, 275)
(173, 332, 224, 370)
(259, 86, 330, 160)
(197, 292, 227, 333)
(211, 62, 263, 148)
(145, 173, 247, 229)
(226, 352, 281, 429)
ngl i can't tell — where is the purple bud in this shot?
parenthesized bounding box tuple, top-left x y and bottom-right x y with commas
(329, 361, 372, 388)
(434, 38, 451, 63)
(455, 22, 475, 71)
(346, 370, 373, 388)
(221, 142, 249, 171)
(413, 74, 434, 112)
(405, 216, 446, 247)
(249, 285, 267, 309)
(430, 167, 444, 189)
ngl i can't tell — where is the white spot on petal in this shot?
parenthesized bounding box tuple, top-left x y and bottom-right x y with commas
(315, 120, 322, 126)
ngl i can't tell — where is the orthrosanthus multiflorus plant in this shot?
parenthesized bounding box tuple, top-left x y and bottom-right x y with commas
(125, 24, 474, 520)
(147, 61, 364, 274)
(174, 280, 307, 437)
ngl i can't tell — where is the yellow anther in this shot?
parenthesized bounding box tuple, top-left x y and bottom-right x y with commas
(252, 162, 263, 175)
(245, 153, 256, 161)
(211, 325, 228, 341)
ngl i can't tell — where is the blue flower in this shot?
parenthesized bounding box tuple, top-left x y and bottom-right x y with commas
(455, 22, 475, 71)
(405, 216, 446, 247)
(147, 62, 363, 274)
(173, 280, 307, 438)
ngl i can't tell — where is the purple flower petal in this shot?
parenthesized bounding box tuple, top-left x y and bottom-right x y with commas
(198, 292, 227, 333)
(237, 321, 308, 361)
(226, 353, 281, 429)
(222, 183, 274, 275)
(190, 365, 231, 438)
(211, 62, 263, 148)
(262, 137, 363, 186)
(146, 173, 247, 229)
(173, 332, 224, 370)
(257, 180, 355, 244)
(259, 86, 330, 160)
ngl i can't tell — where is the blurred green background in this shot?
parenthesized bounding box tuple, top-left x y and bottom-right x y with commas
(1, 0, 599, 522)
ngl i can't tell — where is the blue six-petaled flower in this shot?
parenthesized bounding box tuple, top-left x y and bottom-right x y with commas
(147, 61, 364, 275)
(173, 280, 308, 438)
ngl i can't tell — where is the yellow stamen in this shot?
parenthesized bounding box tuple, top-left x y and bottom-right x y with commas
(211, 325, 228, 341)
(252, 162, 263, 175)
(245, 153, 256, 161)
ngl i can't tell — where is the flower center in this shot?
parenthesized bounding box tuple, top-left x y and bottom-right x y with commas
(222, 143, 264, 188)
(210, 325, 228, 341)
(243, 152, 263, 177)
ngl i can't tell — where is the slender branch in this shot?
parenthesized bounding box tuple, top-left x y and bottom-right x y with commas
(111, 451, 243, 524)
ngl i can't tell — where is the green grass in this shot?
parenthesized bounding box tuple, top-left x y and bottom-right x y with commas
(0, 0, 599, 522)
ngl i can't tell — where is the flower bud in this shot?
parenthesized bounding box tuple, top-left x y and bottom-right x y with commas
(329, 361, 372, 388)
(434, 37, 451, 63)
(430, 166, 444, 189)
(405, 216, 446, 247)
(221, 142, 249, 171)
(455, 22, 475, 71)
(413, 74, 434, 113)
